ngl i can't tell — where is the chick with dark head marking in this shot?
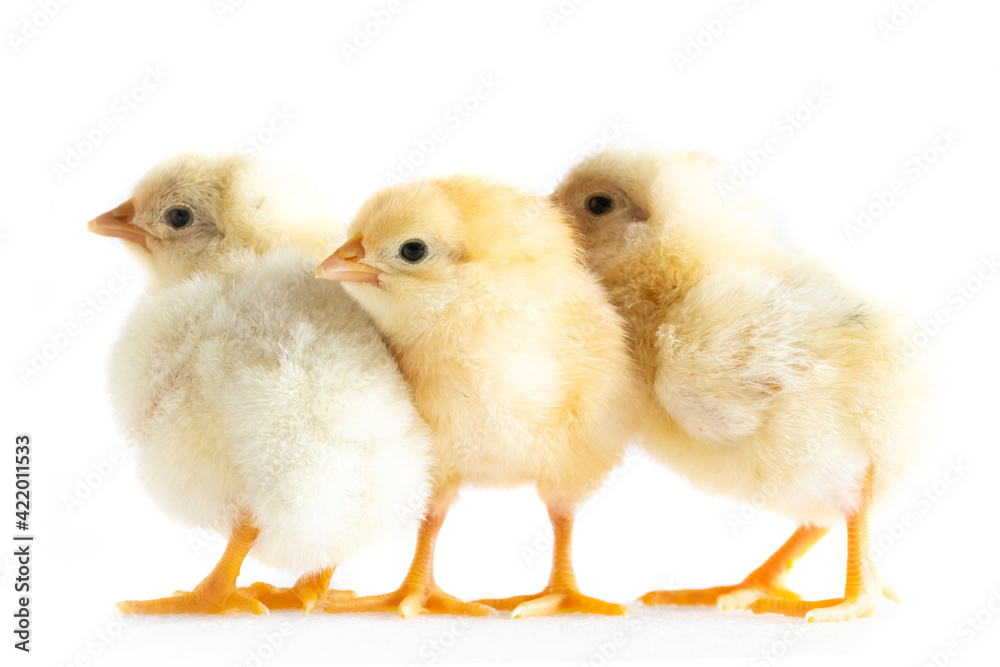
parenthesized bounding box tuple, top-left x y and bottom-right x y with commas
(317, 175, 643, 619)
(90, 153, 432, 615)
(553, 148, 924, 623)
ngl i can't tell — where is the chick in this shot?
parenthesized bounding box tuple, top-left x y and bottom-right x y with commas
(552, 148, 920, 622)
(316, 176, 640, 619)
(88, 153, 432, 614)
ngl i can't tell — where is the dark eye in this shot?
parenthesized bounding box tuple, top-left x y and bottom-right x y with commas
(167, 207, 192, 229)
(400, 240, 427, 263)
(587, 195, 614, 216)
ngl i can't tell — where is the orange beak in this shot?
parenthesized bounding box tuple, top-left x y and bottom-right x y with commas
(316, 234, 381, 286)
(87, 199, 152, 253)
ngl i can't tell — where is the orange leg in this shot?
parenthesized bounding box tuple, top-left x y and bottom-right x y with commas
(752, 468, 899, 622)
(475, 505, 626, 619)
(641, 524, 829, 611)
(238, 568, 354, 612)
(118, 515, 267, 615)
(323, 509, 493, 619)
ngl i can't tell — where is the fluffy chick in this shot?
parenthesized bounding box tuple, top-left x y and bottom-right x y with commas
(552, 148, 922, 623)
(317, 176, 641, 619)
(89, 154, 431, 614)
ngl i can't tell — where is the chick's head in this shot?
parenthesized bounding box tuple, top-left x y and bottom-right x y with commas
(88, 153, 338, 285)
(317, 175, 578, 337)
(553, 147, 774, 276)
(550, 148, 666, 251)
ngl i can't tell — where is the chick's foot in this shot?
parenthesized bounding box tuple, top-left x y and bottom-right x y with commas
(751, 583, 897, 622)
(752, 470, 897, 623)
(640, 581, 802, 611)
(239, 568, 352, 612)
(323, 582, 494, 619)
(475, 507, 626, 618)
(119, 515, 266, 615)
(322, 507, 494, 619)
(476, 587, 626, 619)
(117, 584, 266, 615)
(640, 524, 829, 611)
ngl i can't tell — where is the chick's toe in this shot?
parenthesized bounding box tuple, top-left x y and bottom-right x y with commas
(323, 584, 494, 619)
(238, 568, 352, 612)
(117, 589, 267, 616)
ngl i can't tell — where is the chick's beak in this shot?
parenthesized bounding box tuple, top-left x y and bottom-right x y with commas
(316, 234, 381, 286)
(87, 199, 151, 253)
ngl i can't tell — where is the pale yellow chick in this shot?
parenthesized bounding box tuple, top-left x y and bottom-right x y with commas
(88, 153, 432, 614)
(553, 148, 922, 623)
(317, 176, 642, 619)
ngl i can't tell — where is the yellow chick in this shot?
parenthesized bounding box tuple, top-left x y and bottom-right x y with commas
(316, 176, 641, 619)
(88, 153, 432, 614)
(552, 148, 921, 623)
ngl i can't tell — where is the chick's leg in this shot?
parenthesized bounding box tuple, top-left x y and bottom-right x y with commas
(117, 515, 267, 615)
(640, 524, 829, 611)
(323, 508, 493, 619)
(238, 567, 355, 612)
(752, 468, 898, 622)
(475, 505, 626, 618)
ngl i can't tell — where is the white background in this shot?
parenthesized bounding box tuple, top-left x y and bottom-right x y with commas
(2, 1, 999, 666)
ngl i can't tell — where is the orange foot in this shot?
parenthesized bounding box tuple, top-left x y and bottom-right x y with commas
(118, 583, 267, 615)
(238, 569, 352, 612)
(640, 581, 802, 611)
(640, 525, 830, 612)
(324, 582, 494, 620)
(752, 584, 899, 623)
(476, 587, 626, 619)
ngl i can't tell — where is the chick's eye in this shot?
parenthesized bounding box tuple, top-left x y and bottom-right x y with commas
(400, 240, 427, 263)
(587, 195, 615, 216)
(167, 207, 192, 229)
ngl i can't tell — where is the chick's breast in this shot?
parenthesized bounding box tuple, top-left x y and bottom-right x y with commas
(108, 248, 431, 572)
(406, 263, 639, 502)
